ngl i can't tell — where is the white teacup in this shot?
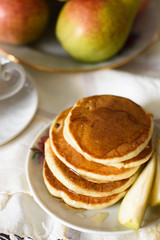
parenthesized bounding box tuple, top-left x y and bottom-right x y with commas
(0, 62, 26, 100)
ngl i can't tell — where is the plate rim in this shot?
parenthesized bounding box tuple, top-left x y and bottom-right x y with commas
(26, 124, 160, 235)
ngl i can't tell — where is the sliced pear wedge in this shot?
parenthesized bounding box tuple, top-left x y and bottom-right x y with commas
(118, 153, 156, 232)
(150, 137, 160, 206)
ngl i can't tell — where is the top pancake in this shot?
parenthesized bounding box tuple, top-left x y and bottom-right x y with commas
(49, 108, 152, 183)
(63, 95, 153, 164)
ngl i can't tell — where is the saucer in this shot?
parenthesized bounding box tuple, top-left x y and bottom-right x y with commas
(0, 71, 38, 145)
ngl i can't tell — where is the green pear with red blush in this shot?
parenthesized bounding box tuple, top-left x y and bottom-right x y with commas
(0, 0, 49, 45)
(55, 0, 140, 63)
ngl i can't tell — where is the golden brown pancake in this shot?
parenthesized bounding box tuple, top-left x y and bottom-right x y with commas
(115, 140, 153, 168)
(43, 160, 126, 210)
(63, 95, 153, 164)
(49, 108, 151, 182)
(45, 138, 139, 197)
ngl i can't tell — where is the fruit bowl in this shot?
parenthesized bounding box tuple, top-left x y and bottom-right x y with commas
(0, 1, 159, 73)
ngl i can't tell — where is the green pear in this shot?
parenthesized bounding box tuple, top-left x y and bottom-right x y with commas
(150, 137, 160, 206)
(118, 153, 156, 232)
(55, 0, 140, 63)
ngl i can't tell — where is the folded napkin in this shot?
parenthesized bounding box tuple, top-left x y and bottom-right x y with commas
(0, 68, 160, 240)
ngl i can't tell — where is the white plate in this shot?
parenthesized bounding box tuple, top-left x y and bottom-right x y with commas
(0, 2, 159, 73)
(26, 125, 160, 234)
(0, 71, 38, 145)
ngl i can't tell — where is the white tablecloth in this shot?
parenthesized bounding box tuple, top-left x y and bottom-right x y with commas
(1, 32, 160, 240)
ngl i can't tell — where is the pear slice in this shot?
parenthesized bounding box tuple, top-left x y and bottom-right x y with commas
(118, 153, 156, 231)
(150, 137, 160, 206)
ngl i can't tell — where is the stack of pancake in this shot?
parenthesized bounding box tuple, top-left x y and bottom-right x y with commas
(43, 95, 154, 210)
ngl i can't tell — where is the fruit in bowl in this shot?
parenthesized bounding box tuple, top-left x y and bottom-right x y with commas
(0, 0, 49, 45)
(138, 0, 153, 15)
(55, 0, 140, 63)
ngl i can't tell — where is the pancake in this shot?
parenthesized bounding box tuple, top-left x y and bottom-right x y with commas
(63, 95, 153, 164)
(113, 140, 153, 168)
(49, 108, 151, 183)
(45, 138, 139, 197)
(43, 160, 126, 210)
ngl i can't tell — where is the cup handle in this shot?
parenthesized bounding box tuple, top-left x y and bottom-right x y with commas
(0, 62, 26, 100)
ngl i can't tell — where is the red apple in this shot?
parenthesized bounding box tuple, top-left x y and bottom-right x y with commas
(0, 0, 49, 45)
